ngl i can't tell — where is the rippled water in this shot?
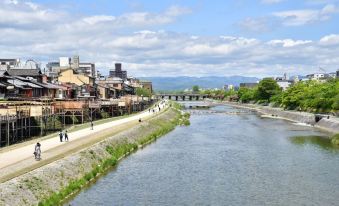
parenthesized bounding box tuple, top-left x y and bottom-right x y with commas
(67, 105, 339, 206)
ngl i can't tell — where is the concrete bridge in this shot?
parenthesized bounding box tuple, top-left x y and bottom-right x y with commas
(156, 94, 208, 101)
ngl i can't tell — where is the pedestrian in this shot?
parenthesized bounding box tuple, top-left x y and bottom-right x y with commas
(64, 130, 68, 141)
(139, 118, 142, 122)
(34, 142, 41, 160)
(59, 130, 63, 142)
(149, 108, 151, 113)
(91, 121, 94, 130)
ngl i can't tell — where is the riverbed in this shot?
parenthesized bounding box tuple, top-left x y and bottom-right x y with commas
(67, 104, 339, 206)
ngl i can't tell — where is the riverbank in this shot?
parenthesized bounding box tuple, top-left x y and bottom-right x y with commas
(0, 107, 186, 206)
(222, 101, 339, 134)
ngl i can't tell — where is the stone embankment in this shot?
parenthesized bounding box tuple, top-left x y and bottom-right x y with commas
(224, 102, 339, 134)
(0, 107, 184, 206)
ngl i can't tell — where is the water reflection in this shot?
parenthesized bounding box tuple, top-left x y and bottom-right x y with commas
(289, 135, 339, 151)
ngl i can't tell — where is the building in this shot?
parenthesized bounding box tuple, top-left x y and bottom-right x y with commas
(57, 68, 96, 97)
(328, 72, 337, 78)
(77, 62, 96, 78)
(337, 70, 339, 78)
(274, 74, 292, 91)
(0, 59, 20, 70)
(223, 84, 234, 91)
(7, 68, 43, 83)
(139, 80, 153, 94)
(306, 73, 327, 80)
(97, 77, 124, 98)
(47, 56, 96, 80)
(239, 83, 258, 88)
(276, 80, 292, 91)
(109, 63, 127, 80)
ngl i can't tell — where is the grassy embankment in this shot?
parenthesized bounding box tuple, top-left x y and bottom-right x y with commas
(37, 106, 190, 206)
(331, 134, 339, 146)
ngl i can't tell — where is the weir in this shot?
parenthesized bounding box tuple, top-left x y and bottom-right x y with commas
(155, 94, 208, 101)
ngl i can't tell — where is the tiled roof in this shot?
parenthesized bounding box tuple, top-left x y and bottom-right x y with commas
(7, 69, 42, 77)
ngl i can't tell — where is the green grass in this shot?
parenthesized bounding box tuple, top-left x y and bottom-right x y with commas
(37, 107, 184, 206)
(331, 134, 339, 146)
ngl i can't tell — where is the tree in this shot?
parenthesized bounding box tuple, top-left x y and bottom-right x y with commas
(192, 85, 200, 93)
(256, 78, 281, 101)
(135, 87, 152, 97)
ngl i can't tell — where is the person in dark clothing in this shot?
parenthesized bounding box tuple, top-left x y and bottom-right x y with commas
(91, 121, 94, 130)
(34, 142, 41, 160)
(59, 131, 63, 142)
(64, 130, 69, 141)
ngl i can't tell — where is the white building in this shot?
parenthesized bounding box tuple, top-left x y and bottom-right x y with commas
(47, 55, 96, 79)
(276, 80, 292, 91)
(223, 84, 234, 91)
(0, 59, 20, 70)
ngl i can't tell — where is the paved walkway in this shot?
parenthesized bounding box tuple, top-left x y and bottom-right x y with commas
(0, 101, 167, 181)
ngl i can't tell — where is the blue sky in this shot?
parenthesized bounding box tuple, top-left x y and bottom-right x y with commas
(1, 0, 339, 77)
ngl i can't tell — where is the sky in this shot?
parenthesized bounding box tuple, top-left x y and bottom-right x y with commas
(1, 0, 339, 77)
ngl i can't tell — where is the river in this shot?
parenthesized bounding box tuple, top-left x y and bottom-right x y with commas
(67, 104, 339, 206)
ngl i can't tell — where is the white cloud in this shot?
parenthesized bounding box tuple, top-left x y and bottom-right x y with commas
(319, 34, 339, 45)
(268, 39, 312, 47)
(0, 1, 339, 77)
(273, 4, 339, 26)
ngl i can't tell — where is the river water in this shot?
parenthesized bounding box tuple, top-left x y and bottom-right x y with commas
(67, 104, 339, 206)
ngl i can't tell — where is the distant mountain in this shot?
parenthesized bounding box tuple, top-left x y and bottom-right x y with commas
(138, 76, 260, 91)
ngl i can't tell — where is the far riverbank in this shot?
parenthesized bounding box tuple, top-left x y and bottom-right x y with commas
(221, 101, 339, 134)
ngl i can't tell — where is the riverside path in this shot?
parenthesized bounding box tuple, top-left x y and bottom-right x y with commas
(0, 101, 167, 182)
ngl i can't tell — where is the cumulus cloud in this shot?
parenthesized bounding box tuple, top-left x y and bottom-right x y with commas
(0, 0, 339, 77)
(273, 4, 339, 26)
(319, 34, 339, 45)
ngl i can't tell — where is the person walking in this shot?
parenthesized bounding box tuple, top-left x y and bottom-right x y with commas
(34, 142, 41, 160)
(64, 130, 69, 141)
(59, 130, 63, 142)
(91, 121, 94, 130)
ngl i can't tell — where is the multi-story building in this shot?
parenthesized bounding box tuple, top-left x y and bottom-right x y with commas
(0, 59, 20, 70)
(337, 70, 339, 78)
(77, 62, 96, 78)
(47, 56, 96, 80)
(306, 73, 328, 80)
(109, 63, 127, 80)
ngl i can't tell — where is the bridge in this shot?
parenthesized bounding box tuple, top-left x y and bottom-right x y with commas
(155, 94, 208, 101)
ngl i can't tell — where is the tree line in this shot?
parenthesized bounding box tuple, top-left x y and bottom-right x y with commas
(201, 78, 339, 113)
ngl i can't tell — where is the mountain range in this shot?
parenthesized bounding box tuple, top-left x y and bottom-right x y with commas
(138, 76, 260, 91)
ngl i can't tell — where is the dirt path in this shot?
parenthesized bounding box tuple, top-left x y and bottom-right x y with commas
(0, 101, 167, 183)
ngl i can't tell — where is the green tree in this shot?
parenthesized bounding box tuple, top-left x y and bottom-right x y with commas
(192, 85, 200, 93)
(256, 78, 281, 101)
(238, 87, 256, 103)
(135, 87, 152, 97)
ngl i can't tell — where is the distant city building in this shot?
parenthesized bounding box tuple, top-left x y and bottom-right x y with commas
(47, 56, 96, 80)
(275, 74, 292, 91)
(109, 63, 127, 80)
(239, 83, 258, 88)
(0, 59, 20, 70)
(328, 72, 337, 78)
(337, 70, 339, 78)
(223, 84, 234, 91)
(306, 73, 327, 80)
(78, 62, 96, 78)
